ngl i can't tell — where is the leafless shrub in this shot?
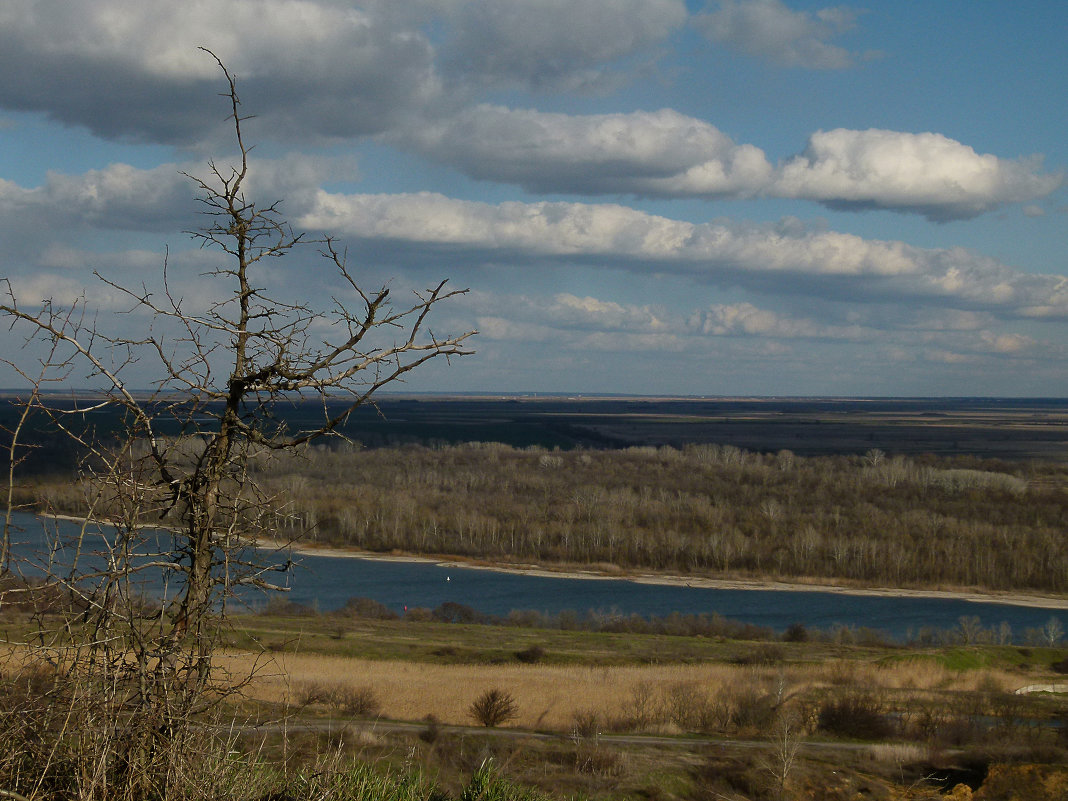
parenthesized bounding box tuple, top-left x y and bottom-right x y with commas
(571, 710, 601, 738)
(334, 685, 381, 718)
(759, 712, 804, 801)
(615, 679, 659, 730)
(662, 681, 707, 731)
(335, 596, 399, 620)
(296, 681, 334, 707)
(732, 644, 786, 665)
(817, 694, 895, 740)
(469, 688, 519, 727)
(418, 714, 441, 744)
(729, 687, 778, 734)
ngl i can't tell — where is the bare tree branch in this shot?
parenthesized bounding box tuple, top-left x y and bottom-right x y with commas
(0, 50, 474, 799)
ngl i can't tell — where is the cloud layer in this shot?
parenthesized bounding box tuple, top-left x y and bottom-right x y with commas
(0, 0, 684, 145)
(405, 107, 1062, 219)
(404, 106, 773, 197)
(0, 1, 1058, 220)
(300, 190, 1068, 318)
(694, 0, 870, 69)
(467, 292, 1057, 371)
(442, 0, 686, 91)
(0, 0, 1065, 395)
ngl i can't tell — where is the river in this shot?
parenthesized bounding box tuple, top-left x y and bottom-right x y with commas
(4, 512, 1064, 642)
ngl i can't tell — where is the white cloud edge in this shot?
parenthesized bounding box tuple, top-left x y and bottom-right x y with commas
(467, 292, 1056, 364)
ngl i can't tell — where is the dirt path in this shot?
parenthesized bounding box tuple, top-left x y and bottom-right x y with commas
(236, 715, 873, 754)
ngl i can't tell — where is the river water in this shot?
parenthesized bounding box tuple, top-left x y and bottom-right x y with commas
(5, 512, 1064, 642)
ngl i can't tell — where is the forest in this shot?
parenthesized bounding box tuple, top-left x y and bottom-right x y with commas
(17, 438, 1068, 594)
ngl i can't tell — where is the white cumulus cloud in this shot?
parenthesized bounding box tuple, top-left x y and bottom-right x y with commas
(0, 0, 691, 145)
(774, 128, 1064, 221)
(0, 154, 350, 237)
(402, 105, 772, 196)
(399, 106, 1060, 218)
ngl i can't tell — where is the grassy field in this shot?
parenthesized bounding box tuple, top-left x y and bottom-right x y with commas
(3, 604, 1067, 799)
(223, 612, 1067, 732)
(214, 610, 1068, 799)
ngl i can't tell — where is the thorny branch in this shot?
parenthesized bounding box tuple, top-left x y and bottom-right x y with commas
(0, 49, 474, 799)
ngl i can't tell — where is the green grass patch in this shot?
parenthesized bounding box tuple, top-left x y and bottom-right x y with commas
(877, 644, 1066, 672)
(225, 612, 886, 668)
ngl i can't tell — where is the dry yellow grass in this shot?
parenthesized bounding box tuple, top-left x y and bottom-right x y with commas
(219, 650, 1021, 732)
(226, 651, 742, 728)
(816, 658, 1019, 693)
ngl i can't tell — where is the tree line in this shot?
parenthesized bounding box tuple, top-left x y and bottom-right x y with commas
(19, 440, 1068, 594)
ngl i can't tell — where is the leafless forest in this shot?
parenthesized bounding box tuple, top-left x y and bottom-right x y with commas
(21, 441, 1068, 593)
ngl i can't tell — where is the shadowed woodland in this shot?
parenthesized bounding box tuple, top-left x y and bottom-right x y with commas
(17, 440, 1065, 593)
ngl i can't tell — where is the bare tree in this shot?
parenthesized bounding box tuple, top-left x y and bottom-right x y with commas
(760, 712, 804, 801)
(0, 51, 473, 800)
(1043, 616, 1064, 647)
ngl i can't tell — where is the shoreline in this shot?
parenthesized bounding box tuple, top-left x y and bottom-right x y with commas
(36, 513, 1068, 610)
(259, 536, 1068, 611)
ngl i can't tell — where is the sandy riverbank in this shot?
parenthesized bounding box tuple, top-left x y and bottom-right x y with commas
(258, 536, 1068, 611)
(33, 514, 1068, 610)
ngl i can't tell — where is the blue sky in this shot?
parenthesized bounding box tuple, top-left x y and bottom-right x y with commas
(1, 0, 1066, 396)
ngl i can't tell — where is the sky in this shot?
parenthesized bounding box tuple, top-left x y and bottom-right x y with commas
(1, 0, 1067, 397)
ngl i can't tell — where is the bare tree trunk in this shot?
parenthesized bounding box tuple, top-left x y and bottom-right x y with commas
(0, 51, 473, 800)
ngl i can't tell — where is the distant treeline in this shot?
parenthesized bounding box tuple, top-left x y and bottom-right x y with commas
(17, 441, 1068, 594)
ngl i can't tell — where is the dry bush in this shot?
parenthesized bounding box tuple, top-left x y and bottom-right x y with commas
(692, 754, 766, 801)
(817, 694, 895, 740)
(295, 680, 334, 706)
(469, 688, 519, 727)
(661, 681, 709, 731)
(574, 742, 628, 777)
(615, 679, 659, 730)
(0, 656, 279, 801)
(571, 710, 601, 738)
(335, 596, 399, 620)
(335, 685, 381, 717)
(866, 742, 928, 766)
(515, 644, 546, 663)
(419, 714, 441, 744)
(732, 644, 786, 665)
(782, 622, 809, 643)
